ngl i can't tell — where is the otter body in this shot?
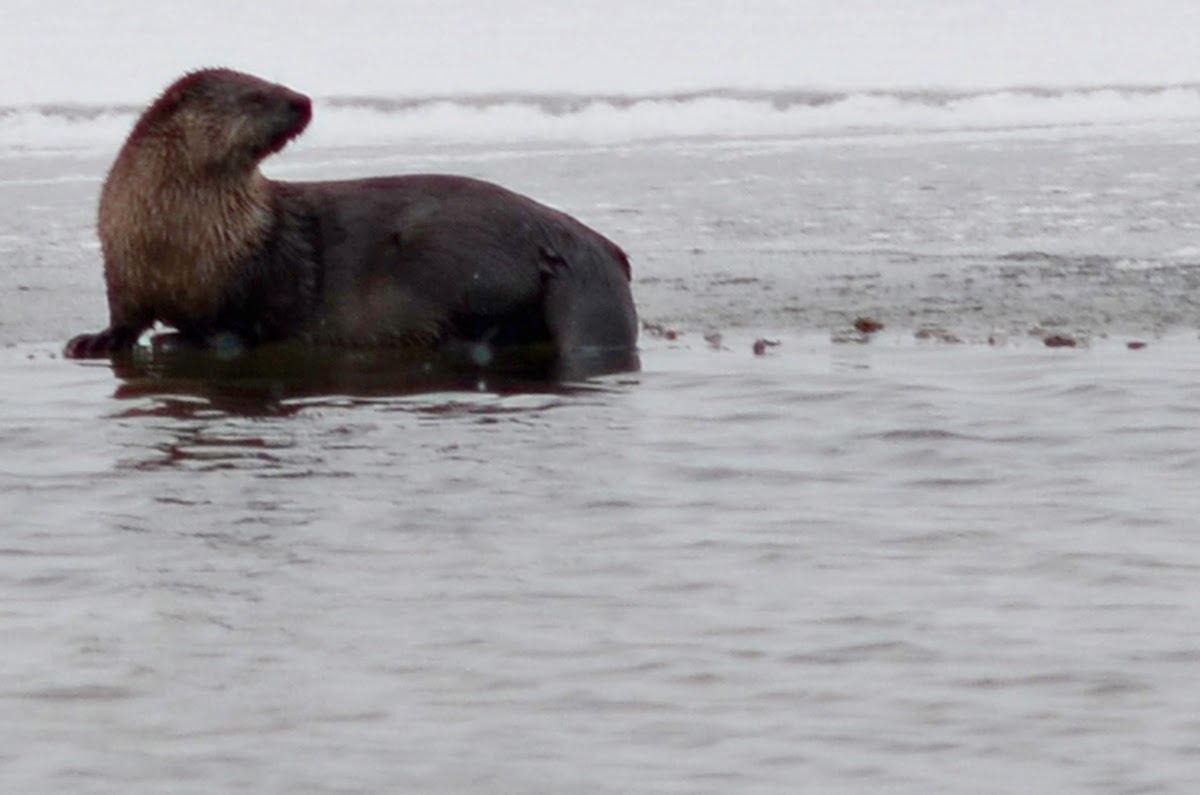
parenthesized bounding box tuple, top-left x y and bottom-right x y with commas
(64, 69, 638, 368)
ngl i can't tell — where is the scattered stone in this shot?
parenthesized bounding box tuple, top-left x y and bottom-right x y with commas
(1043, 334, 1077, 348)
(1127, 341, 1147, 350)
(753, 338, 781, 356)
(642, 322, 679, 341)
(854, 316, 884, 334)
(832, 331, 871, 345)
(915, 326, 962, 344)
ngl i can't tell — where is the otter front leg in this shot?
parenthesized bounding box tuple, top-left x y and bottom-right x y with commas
(63, 324, 145, 358)
(64, 298, 153, 358)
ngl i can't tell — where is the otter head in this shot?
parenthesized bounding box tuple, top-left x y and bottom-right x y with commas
(126, 68, 313, 176)
(98, 69, 314, 326)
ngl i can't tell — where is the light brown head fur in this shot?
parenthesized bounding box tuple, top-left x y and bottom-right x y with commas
(99, 69, 312, 326)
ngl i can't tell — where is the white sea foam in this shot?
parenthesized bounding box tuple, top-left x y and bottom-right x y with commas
(2, 85, 1200, 152)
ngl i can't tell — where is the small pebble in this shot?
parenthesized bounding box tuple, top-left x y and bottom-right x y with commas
(642, 322, 679, 341)
(854, 317, 884, 334)
(752, 338, 780, 356)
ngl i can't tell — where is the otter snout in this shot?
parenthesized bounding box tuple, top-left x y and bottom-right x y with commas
(261, 87, 312, 155)
(283, 91, 312, 130)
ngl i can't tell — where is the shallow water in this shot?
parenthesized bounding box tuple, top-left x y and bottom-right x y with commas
(4, 123, 1200, 793)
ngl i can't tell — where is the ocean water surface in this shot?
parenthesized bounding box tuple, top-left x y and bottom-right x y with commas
(4, 2, 1200, 792)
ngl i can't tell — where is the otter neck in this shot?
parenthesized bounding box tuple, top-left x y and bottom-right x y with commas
(99, 150, 274, 324)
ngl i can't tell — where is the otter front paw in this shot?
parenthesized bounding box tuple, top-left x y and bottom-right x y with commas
(64, 329, 132, 359)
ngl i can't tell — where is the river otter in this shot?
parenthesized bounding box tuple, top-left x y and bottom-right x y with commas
(63, 68, 638, 371)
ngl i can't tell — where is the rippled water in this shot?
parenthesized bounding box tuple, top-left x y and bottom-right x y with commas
(4, 124, 1200, 792)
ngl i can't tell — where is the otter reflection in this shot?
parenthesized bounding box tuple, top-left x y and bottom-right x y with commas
(108, 334, 638, 417)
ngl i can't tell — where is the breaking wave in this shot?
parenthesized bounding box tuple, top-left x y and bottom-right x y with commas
(3, 83, 1200, 151)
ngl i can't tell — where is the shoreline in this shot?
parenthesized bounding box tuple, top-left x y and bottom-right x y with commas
(7, 128, 1200, 352)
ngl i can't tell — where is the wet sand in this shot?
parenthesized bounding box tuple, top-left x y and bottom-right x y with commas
(9, 123, 1200, 349)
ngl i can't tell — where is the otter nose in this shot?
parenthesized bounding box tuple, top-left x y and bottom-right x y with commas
(288, 93, 312, 123)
